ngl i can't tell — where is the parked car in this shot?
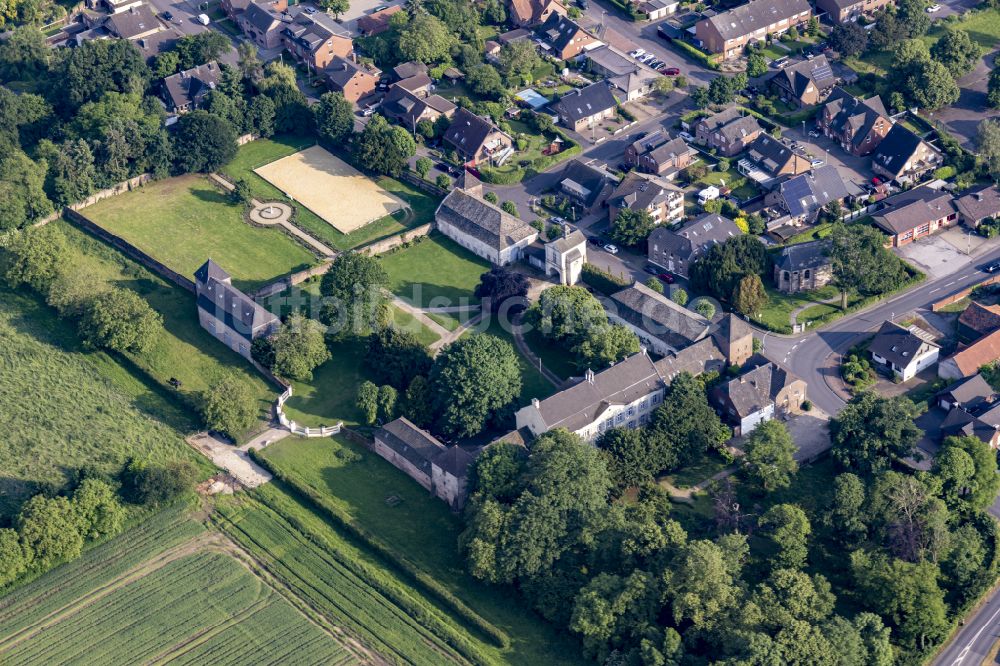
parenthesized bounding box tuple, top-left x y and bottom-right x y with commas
(657, 272, 675, 284)
(810, 158, 824, 167)
(304, 6, 317, 13)
(630, 48, 645, 58)
(661, 67, 680, 76)
(927, 3, 941, 11)
(649, 60, 663, 69)
(196, 13, 210, 24)
(808, 130, 820, 138)
(603, 244, 619, 255)
(373, 4, 389, 11)
(679, 131, 693, 141)
(588, 236, 602, 246)
(576, 0, 588, 8)
(550, 216, 565, 225)
(644, 264, 659, 275)
(161, 10, 173, 20)
(983, 261, 1000, 273)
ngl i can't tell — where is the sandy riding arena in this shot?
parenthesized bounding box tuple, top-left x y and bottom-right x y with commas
(254, 145, 407, 233)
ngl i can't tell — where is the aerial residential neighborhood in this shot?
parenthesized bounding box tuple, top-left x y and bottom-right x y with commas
(6, 0, 1000, 662)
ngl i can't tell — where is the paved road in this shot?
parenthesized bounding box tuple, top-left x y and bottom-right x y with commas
(933, 588, 1000, 666)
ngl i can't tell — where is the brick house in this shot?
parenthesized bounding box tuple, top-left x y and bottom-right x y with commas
(766, 164, 853, 224)
(282, 13, 353, 72)
(872, 185, 957, 246)
(816, 87, 892, 157)
(324, 56, 380, 104)
(237, 2, 285, 49)
(871, 124, 944, 186)
(537, 13, 599, 60)
(815, 0, 893, 23)
(442, 108, 513, 166)
(694, 107, 763, 157)
(550, 81, 618, 132)
(647, 213, 741, 278)
(624, 129, 696, 177)
(509, 0, 566, 27)
(695, 0, 812, 59)
(740, 134, 812, 179)
(768, 55, 837, 108)
(356, 4, 402, 35)
(955, 186, 1000, 228)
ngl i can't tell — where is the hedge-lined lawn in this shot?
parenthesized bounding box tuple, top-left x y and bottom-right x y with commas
(522, 326, 580, 381)
(0, 289, 207, 516)
(752, 285, 841, 333)
(380, 235, 490, 308)
(389, 305, 441, 347)
(258, 437, 586, 666)
(83, 175, 317, 292)
(56, 219, 277, 432)
(698, 168, 759, 200)
(222, 136, 441, 252)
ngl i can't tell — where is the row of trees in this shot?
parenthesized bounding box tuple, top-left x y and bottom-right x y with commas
(460, 383, 1000, 662)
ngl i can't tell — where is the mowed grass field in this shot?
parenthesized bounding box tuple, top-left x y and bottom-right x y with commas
(380, 234, 490, 307)
(55, 220, 277, 435)
(82, 174, 318, 292)
(0, 288, 207, 516)
(257, 437, 585, 665)
(0, 506, 356, 666)
(221, 136, 442, 251)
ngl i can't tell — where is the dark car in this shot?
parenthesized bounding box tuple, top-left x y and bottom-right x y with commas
(577, 0, 588, 8)
(161, 10, 173, 20)
(643, 264, 659, 275)
(587, 236, 602, 246)
(983, 261, 1000, 273)
(657, 272, 675, 284)
(660, 67, 680, 76)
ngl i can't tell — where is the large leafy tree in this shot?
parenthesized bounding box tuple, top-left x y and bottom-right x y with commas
(741, 420, 798, 492)
(827, 472, 868, 545)
(17, 495, 84, 569)
(666, 539, 741, 629)
(72, 478, 125, 539)
(0, 148, 53, 229)
(175, 32, 230, 70)
(989, 67, 1000, 108)
(931, 29, 982, 78)
(570, 571, 660, 662)
(475, 267, 529, 314)
(314, 92, 354, 144)
(610, 208, 655, 247)
(397, 13, 457, 64)
(868, 471, 949, 563)
(830, 392, 922, 476)
(270, 313, 331, 381)
(0, 528, 28, 586)
(531, 285, 637, 369)
(978, 119, 1000, 182)
(319, 252, 389, 337)
(357, 114, 416, 177)
(732, 273, 768, 317)
(498, 40, 542, 87)
(3, 223, 66, 290)
(829, 223, 908, 309)
(829, 21, 869, 57)
(906, 59, 960, 110)
(58, 39, 149, 111)
(201, 371, 260, 439)
(171, 110, 237, 173)
(938, 435, 1000, 512)
(364, 325, 432, 390)
(429, 334, 521, 438)
(758, 504, 811, 570)
(598, 427, 655, 491)
(646, 372, 729, 471)
(574, 323, 640, 369)
(78, 288, 162, 354)
(690, 235, 770, 303)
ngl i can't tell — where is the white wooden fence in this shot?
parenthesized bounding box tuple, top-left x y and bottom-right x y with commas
(276, 386, 342, 437)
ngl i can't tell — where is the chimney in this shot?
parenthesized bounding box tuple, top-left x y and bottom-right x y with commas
(563, 224, 569, 239)
(532, 397, 540, 408)
(585, 368, 595, 384)
(640, 346, 647, 356)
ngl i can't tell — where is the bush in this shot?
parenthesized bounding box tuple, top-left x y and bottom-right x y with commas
(670, 39, 721, 70)
(78, 288, 163, 354)
(581, 263, 630, 296)
(201, 371, 260, 439)
(119, 459, 198, 506)
(478, 166, 526, 184)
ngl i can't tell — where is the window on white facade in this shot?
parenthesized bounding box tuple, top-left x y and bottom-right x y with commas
(615, 412, 625, 424)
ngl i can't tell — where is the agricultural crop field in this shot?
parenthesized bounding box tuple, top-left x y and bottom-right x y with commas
(257, 438, 584, 666)
(0, 506, 356, 666)
(81, 174, 318, 292)
(0, 288, 205, 516)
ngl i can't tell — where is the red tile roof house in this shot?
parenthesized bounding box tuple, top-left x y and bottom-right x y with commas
(940, 328, 1000, 381)
(509, 0, 566, 27)
(871, 185, 957, 247)
(356, 4, 402, 36)
(695, 0, 812, 60)
(282, 13, 353, 73)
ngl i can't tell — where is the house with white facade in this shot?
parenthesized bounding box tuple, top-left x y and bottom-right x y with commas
(544, 228, 587, 285)
(608, 282, 711, 355)
(869, 320, 940, 382)
(435, 178, 538, 265)
(711, 355, 808, 436)
(194, 259, 279, 361)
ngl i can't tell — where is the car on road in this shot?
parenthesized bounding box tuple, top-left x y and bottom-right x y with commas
(657, 272, 675, 284)
(983, 261, 1000, 273)
(810, 158, 824, 167)
(643, 264, 659, 275)
(649, 60, 663, 69)
(373, 4, 389, 11)
(588, 236, 602, 246)
(161, 10, 173, 20)
(808, 130, 820, 138)
(576, 0, 588, 8)
(927, 3, 941, 11)
(196, 12, 210, 24)
(304, 6, 317, 13)
(603, 244, 619, 255)
(661, 67, 680, 75)
(549, 216, 565, 225)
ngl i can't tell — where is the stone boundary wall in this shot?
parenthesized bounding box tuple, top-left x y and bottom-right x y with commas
(356, 223, 435, 257)
(37, 173, 155, 226)
(931, 275, 1000, 312)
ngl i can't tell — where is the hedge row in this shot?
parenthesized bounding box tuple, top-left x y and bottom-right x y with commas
(478, 166, 526, 184)
(248, 450, 511, 650)
(581, 263, 631, 297)
(669, 40, 721, 70)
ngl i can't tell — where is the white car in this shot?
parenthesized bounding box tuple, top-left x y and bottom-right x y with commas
(810, 158, 825, 167)
(679, 130, 693, 141)
(927, 3, 941, 11)
(603, 244, 619, 255)
(808, 130, 820, 138)
(196, 12, 210, 24)
(629, 48, 645, 58)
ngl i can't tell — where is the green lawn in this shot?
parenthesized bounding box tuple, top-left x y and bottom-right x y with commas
(258, 436, 586, 666)
(82, 174, 318, 292)
(484, 318, 558, 407)
(389, 305, 442, 347)
(921, 8, 1000, 51)
(221, 136, 441, 252)
(478, 119, 578, 183)
(380, 234, 490, 307)
(427, 311, 463, 331)
(55, 219, 277, 433)
(0, 288, 210, 516)
(659, 449, 733, 489)
(782, 222, 835, 246)
(281, 337, 370, 429)
(752, 285, 841, 333)
(698, 168, 759, 201)
(522, 326, 580, 380)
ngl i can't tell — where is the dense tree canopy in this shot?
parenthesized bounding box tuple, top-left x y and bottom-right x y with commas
(270, 313, 331, 381)
(201, 371, 260, 439)
(829, 223, 909, 307)
(742, 420, 798, 492)
(690, 235, 769, 303)
(171, 110, 238, 173)
(319, 252, 389, 337)
(78, 288, 163, 354)
(475, 267, 529, 314)
(364, 324, 432, 390)
(830, 393, 922, 476)
(357, 114, 416, 177)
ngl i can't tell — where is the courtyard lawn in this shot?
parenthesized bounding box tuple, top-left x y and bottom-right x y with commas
(484, 318, 559, 406)
(522, 326, 580, 381)
(55, 220, 277, 430)
(427, 312, 463, 331)
(389, 305, 442, 347)
(659, 449, 733, 490)
(380, 234, 491, 308)
(258, 435, 586, 666)
(281, 337, 370, 429)
(82, 174, 318, 292)
(221, 136, 441, 252)
(0, 288, 211, 516)
(781, 222, 835, 246)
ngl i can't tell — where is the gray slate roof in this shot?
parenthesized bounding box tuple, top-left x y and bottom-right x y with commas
(714, 355, 801, 418)
(648, 213, 741, 264)
(611, 281, 711, 350)
(162, 61, 220, 111)
(873, 185, 955, 235)
(443, 108, 508, 157)
(703, 0, 811, 41)
(194, 260, 278, 339)
(936, 374, 994, 410)
(558, 159, 615, 207)
(955, 187, 1000, 224)
(869, 320, 939, 369)
(436, 188, 537, 250)
(774, 239, 831, 272)
(243, 3, 283, 33)
(106, 4, 158, 38)
(551, 81, 618, 125)
(745, 134, 799, 174)
(770, 55, 836, 100)
(872, 124, 938, 177)
(822, 87, 888, 150)
(325, 56, 376, 88)
(538, 13, 591, 52)
(609, 171, 680, 213)
(393, 61, 428, 80)
(375, 417, 474, 478)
